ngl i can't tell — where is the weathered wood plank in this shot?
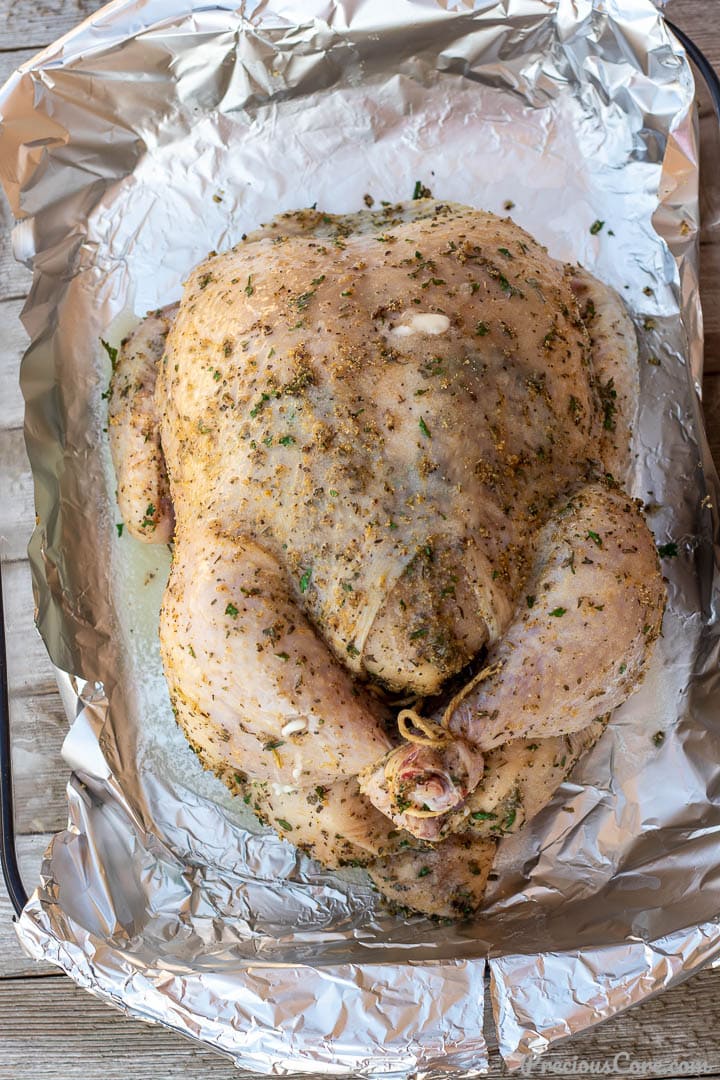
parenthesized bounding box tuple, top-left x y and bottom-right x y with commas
(703, 372, 720, 467)
(0, 834, 56, 978)
(0, 53, 40, 97)
(700, 243, 720, 372)
(0, 50, 40, 302)
(2, 559, 58, 699)
(0, 297, 29, 430)
(0, 0, 104, 51)
(0, 973, 241, 1078)
(669, 0, 720, 70)
(0, 427, 33, 562)
(10, 690, 70, 835)
(0, 191, 32, 303)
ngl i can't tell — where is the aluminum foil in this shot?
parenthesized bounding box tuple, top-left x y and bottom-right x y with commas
(1, 0, 718, 1070)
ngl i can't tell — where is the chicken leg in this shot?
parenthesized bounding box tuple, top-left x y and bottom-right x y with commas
(360, 481, 664, 837)
(160, 524, 393, 788)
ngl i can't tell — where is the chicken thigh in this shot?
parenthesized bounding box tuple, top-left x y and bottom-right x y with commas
(109, 200, 664, 917)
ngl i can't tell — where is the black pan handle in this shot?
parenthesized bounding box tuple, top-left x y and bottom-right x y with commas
(0, 567, 29, 915)
(667, 21, 720, 118)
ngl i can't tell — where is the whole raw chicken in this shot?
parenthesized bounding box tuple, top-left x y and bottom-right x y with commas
(109, 200, 665, 918)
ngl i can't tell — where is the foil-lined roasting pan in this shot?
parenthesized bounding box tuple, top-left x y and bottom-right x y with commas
(1, 0, 720, 1071)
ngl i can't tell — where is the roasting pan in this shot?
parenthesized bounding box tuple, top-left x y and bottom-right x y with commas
(1, 9, 720, 1070)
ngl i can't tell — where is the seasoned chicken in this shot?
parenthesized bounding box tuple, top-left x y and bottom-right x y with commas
(108, 200, 665, 917)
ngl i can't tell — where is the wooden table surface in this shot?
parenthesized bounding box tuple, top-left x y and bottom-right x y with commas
(2, 1, 720, 1077)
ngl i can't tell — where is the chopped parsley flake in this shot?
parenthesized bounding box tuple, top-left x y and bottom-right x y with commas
(250, 390, 280, 418)
(225, 603, 239, 617)
(100, 338, 118, 370)
(409, 627, 429, 640)
(244, 275, 254, 296)
(279, 435, 295, 446)
(549, 607, 567, 617)
(299, 568, 312, 593)
(590, 220, 605, 235)
(476, 321, 490, 336)
(417, 866, 431, 878)
(276, 818, 293, 831)
(140, 503, 157, 530)
(598, 377, 617, 432)
(413, 180, 432, 200)
(115, 523, 124, 538)
(658, 541, 678, 558)
(587, 530, 602, 547)
(263, 739, 285, 751)
(471, 810, 497, 821)
(419, 416, 431, 439)
(526, 595, 536, 608)
(292, 290, 316, 311)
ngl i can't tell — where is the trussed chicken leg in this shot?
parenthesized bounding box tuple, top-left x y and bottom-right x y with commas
(161, 525, 392, 787)
(360, 481, 664, 837)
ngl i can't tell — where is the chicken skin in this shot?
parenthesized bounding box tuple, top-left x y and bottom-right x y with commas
(108, 200, 664, 917)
